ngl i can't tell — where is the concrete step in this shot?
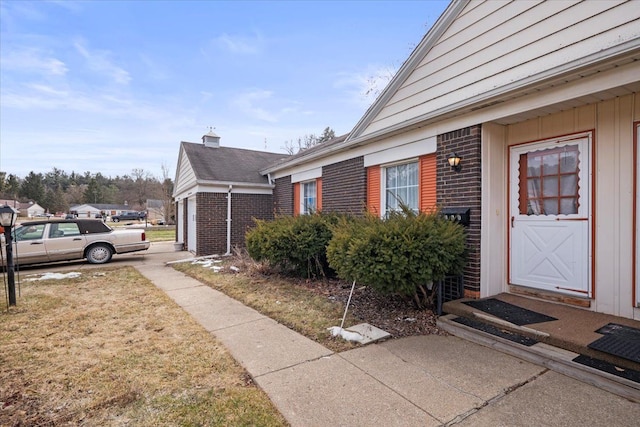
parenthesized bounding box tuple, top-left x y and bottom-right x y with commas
(437, 313, 640, 403)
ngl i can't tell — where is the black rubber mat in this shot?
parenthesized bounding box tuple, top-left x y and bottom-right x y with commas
(573, 354, 640, 384)
(462, 298, 558, 326)
(452, 316, 538, 346)
(587, 323, 640, 364)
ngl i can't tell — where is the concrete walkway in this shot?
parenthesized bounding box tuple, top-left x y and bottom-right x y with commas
(135, 244, 640, 426)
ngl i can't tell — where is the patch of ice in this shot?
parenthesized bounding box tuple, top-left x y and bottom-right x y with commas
(229, 266, 240, 272)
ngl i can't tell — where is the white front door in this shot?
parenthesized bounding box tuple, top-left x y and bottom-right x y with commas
(509, 134, 592, 297)
(187, 197, 197, 253)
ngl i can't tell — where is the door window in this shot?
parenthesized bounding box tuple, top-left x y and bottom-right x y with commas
(518, 145, 580, 215)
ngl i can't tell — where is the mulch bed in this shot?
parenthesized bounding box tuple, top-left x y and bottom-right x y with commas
(295, 278, 447, 338)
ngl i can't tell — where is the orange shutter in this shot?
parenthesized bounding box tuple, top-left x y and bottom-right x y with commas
(367, 166, 381, 215)
(419, 154, 436, 212)
(316, 178, 322, 212)
(293, 182, 300, 216)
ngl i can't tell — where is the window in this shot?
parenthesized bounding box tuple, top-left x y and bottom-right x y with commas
(15, 224, 45, 241)
(519, 145, 580, 215)
(301, 180, 317, 214)
(384, 162, 418, 214)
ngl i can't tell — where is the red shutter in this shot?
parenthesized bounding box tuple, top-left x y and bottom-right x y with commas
(419, 154, 436, 212)
(293, 182, 300, 216)
(316, 178, 322, 212)
(367, 166, 381, 215)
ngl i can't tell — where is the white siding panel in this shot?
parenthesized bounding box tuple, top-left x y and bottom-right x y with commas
(174, 150, 196, 196)
(364, 0, 638, 136)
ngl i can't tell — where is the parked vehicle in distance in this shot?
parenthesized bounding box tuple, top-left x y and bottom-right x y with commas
(111, 211, 145, 222)
(1, 219, 150, 267)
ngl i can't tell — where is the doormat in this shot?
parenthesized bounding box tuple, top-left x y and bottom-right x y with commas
(587, 323, 640, 364)
(572, 354, 640, 384)
(453, 316, 539, 346)
(463, 298, 558, 326)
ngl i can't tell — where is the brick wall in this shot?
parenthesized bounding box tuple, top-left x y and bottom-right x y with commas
(437, 125, 482, 297)
(195, 192, 274, 256)
(322, 156, 367, 215)
(273, 176, 293, 216)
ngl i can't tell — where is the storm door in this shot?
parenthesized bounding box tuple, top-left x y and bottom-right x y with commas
(509, 135, 592, 297)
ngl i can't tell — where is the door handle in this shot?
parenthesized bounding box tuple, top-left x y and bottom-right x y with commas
(31, 241, 44, 245)
(511, 216, 515, 228)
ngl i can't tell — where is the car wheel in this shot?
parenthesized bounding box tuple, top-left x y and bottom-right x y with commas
(113, 218, 120, 222)
(86, 244, 113, 264)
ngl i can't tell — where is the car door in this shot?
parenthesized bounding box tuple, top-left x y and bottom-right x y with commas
(44, 222, 87, 262)
(13, 223, 49, 265)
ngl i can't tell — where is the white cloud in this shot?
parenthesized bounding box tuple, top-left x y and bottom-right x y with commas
(1, 48, 68, 76)
(73, 38, 131, 85)
(231, 90, 278, 122)
(214, 32, 264, 55)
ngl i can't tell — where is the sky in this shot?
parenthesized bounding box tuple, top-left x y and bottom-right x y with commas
(0, 0, 450, 180)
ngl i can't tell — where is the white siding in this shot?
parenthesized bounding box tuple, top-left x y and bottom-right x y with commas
(362, 0, 639, 136)
(173, 147, 196, 198)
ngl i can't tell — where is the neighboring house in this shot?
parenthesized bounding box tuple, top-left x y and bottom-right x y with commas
(261, 0, 640, 321)
(70, 204, 136, 218)
(0, 200, 45, 218)
(172, 130, 288, 255)
(20, 202, 45, 218)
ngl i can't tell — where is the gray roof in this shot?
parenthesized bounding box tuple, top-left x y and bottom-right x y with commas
(182, 142, 289, 184)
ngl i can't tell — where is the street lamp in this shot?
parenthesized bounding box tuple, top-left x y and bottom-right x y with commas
(0, 205, 18, 306)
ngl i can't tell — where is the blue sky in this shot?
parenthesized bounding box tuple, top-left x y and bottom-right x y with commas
(0, 0, 449, 180)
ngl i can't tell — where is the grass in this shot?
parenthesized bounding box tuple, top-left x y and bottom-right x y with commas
(144, 227, 176, 242)
(0, 266, 287, 426)
(172, 260, 360, 353)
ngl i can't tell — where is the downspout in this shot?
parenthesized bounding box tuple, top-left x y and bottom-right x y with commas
(226, 185, 232, 255)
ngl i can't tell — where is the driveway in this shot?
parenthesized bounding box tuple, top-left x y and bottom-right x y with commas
(12, 241, 193, 275)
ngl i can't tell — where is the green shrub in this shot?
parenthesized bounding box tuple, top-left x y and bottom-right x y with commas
(245, 213, 342, 278)
(326, 209, 467, 309)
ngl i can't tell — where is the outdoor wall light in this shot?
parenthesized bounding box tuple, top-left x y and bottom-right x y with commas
(0, 204, 18, 306)
(447, 153, 462, 172)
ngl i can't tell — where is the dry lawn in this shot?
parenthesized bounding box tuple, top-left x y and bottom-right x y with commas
(0, 266, 287, 426)
(172, 260, 362, 353)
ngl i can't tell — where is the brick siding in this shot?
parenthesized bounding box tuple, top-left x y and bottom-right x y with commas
(195, 192, 274, 256)
(322, 156, 367, 215)
(273, 176, 293, 216)
(437, 125, 482, 296)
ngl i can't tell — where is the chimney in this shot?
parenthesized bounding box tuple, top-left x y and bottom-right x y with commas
(202, 128, 220, 148)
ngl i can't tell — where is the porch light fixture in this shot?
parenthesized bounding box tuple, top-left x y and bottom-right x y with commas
(447, 153, 462, 172)
(0, 205, 18, 306)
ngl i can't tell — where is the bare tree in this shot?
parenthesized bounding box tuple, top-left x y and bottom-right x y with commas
(160, 163, 174, 223)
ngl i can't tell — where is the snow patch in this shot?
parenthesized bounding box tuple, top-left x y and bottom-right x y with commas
(25, 272, 82, 281)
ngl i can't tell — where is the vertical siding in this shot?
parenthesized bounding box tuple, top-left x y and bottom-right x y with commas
(367, 165, 381, 215)
(419, 153, 437, 212)
(504, 93, 639, 318)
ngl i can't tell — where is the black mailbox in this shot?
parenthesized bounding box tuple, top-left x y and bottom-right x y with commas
(441, 207, 471, 227)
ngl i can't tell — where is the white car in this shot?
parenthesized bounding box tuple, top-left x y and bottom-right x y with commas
(1, 219, 150, 266)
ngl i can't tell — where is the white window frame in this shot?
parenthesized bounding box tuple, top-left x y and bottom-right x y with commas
(381, 159, 419, 216)
(300, 180, 317, 215)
